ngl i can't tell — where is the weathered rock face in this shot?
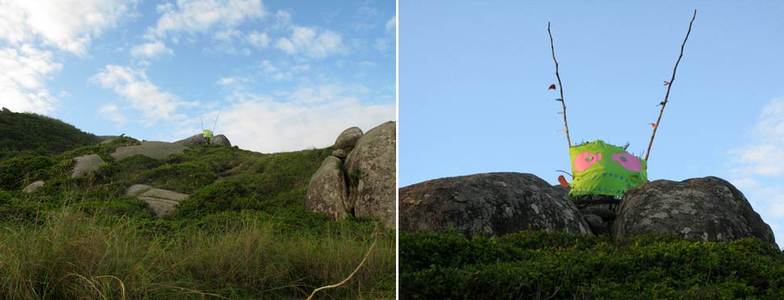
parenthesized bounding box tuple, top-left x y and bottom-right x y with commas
(111, 141, 186, 161)
(345, 122, 396, 228)
(306, 156, 349, 220)
(211, 134, 231, 146)
(125, 184, 188, 217)
(175, 134, 208, 146)
(334, 127, 363, 152)
(126, 184, 153, 197)
(22, 180, 45, 193)
(614, 177, 777, 247)
(72, 154, 105, 178)
(400, 172, 591, 236)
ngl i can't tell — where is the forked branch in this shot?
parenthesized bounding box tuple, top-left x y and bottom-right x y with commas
(548, 22, 572, 147)
(644, 9, 697, 161)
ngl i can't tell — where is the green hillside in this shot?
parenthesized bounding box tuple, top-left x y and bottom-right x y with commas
(0, 108, 99, 157)
(401, 231, 784, 299)
(0, 123, 393, 298)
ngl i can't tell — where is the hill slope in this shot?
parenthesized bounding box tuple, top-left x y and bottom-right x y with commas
(0, 120, 393, 298)
(0, 108, 99, 156)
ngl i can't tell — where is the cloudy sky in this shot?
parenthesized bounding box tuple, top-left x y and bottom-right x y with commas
(0, 0, 395, 153)
(401, 1, 784, 246)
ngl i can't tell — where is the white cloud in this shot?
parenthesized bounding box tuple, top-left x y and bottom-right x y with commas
(275, 26, 345, 59)
(99, 103, 127, 126)
(216, 76, 249, 86)
(131, 40, 172, 59)
(728, 97, 784, 248)
(385, 16, 396, 33)
(219, 85, 394, 152)
(0, 0, 136, 55)
(274, 10, 291, 28)
(734, 98, 784, 176)
(0, 45, 62, 114)
(151, 0, 266, 38)
(92, 65, 194, 125)
(259, 60, 309, 81)
(246, 31, 269, 48)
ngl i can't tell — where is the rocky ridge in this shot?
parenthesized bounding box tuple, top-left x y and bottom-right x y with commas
(400, 172, 778, 247)
(306, 122, 396, 228)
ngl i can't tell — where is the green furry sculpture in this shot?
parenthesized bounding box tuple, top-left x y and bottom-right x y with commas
(547, 10, 695, 200)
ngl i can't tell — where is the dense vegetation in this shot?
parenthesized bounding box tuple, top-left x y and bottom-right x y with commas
(401, 231, 784, 299)
(0, 108, 98, 157)
(0, 116, 393, 299)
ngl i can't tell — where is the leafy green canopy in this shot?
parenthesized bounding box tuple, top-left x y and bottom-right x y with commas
(0, 108, 98, 157)
(401, 231, 784, 299)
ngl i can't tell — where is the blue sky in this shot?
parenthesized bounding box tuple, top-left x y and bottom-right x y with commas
(0, 0, 395, 153)
(400, 1, 784, 245)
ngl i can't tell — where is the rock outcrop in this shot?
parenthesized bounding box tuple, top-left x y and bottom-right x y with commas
(306, 156, 349, 220)
(306, 122, 395, 228)
(400, 172, 591, 236)
(111, 141, 186, 161)
(334, 127, 363, 152)
(614, 176, 777, 247)
(72, 154, 105, 178)
(345, 122, 396, 228)
(211, 134, 231, 146)
(175, 133, 231, 147)
(22, 180, 45, 193)
(175, 134, 208, 146)
(126, 184, 188, 217)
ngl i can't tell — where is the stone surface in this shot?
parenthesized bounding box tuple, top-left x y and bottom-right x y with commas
(614, 176, 777, 247)
(333, 127, 363, 152)
(71, 154, 105, 178)
(306, 156, 349, 220)
(175, 134, 209, 146)
(400, 172, 591, 236)
(111, 141, 186, 161)
(137, 187, 189, 217)
(211, 134, 231, 146)
(22, 180, 45, 193)
(345, 121, 396, 228)
(125, 184, 153, 197)
(332, 149, 348, 159)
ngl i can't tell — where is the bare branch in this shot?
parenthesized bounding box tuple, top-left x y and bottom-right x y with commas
(644, 9, 697, 161)
(547, 22, 572, 147)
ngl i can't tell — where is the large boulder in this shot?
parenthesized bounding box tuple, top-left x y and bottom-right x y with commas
(614, 177, 777, 247)
(306, 156, 350, 220)
(345, 122, 396, 228)
(400, 172, 591, 236)
(71, 154, 105, 178)
(175, 134, 208, 146)
(334, 127, 363, 153)
(111, 141, 186, 161)
(211, 134, 231, 146)
(22, 180, 45, 193)
(125, 185, 188, 217)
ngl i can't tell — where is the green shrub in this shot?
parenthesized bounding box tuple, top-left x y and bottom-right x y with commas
(0, 154, 55, 190)
(401, 231, 784, 299)
(0, 109, 98, 156)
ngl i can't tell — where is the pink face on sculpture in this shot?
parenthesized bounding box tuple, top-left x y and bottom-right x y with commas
(612, 152, 642, 172)
(573, 151, 602, 172)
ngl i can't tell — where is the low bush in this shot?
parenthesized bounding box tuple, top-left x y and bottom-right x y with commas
(401, 231, 784, 299)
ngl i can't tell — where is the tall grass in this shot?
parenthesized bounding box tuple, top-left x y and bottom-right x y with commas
(0, 209, 394, 299)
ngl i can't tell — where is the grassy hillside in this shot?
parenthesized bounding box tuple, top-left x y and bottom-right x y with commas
(0, 108, 99, 157)
(401, 231, 784, 299)
(0, 136, 394, 298)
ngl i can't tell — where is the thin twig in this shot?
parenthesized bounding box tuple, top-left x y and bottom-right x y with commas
(644, 9, 697, 161)
(547, 22, 571, 147)
(306, 227, 379, 300)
